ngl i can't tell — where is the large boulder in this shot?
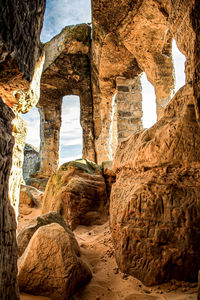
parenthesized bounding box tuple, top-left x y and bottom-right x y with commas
(42, 159, 108, 229)
(110, 85, 200, 285)
(17, 212, 80, 258)
(18, 223, 92, 300)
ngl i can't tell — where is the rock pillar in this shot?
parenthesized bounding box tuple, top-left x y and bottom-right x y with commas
(80, 92, 96, 162)
(116, 76, 143, 144)
(0, 99, 19, 299)
(9, 114, 27, 218)
(38, 100, 62, 177)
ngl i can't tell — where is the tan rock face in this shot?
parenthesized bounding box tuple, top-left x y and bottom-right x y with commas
(18, 223, 92, 300)
(0, 2, 46, 298)
(8, 114, 27, 218)
(38, 24, 96, 178)
(91, 0, 175, 163)
(110, 85, 200, 285)
(17, 212, 80, 259)
(0, 0, 45, 111)
(0, 98, 19, 299)
(19, 185, 43, 208)
(42, 159, 108, 230)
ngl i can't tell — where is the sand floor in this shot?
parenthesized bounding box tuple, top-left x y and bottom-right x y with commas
(18, 209, 197, 300)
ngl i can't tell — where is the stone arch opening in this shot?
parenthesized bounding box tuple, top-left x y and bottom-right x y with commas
(60, 95, 83, 166)
(22, 107, 40, 183)
(172, 39, 186, 93)
(141, 72, 157, 129)
(22, 107, 40, 149)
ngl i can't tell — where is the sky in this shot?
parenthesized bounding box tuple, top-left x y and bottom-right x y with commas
(23, 0, 186, 164)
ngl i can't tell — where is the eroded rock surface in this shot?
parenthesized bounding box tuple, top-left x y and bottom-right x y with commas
(42, 159, 108, 230)
(91, 0, 175, 163)
(19, 184, 43, 208)
(110, 85, 200, 285)
(9, 114, 27, 217)
(18, 223, 92, 300)
(0, 99, 19, 299)
(17, 212, 80, 259)
(0, 0, 45, 110)
(37, 24, 96, 177)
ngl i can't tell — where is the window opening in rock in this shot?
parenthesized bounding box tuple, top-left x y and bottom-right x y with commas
(60, 95, 83, 166)
(109, 93, 118, 160)
(172, 39, 186, 93)
(22, 107, 40, 149)
(40, 0, 92, 43)
(141, 73, 157, 129)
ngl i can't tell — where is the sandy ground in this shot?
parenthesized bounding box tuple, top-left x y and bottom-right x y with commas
(18, 208, 197, 300)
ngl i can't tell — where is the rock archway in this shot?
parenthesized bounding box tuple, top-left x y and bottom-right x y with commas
(37, 24, 96, 178)
(91, 0, 175, 163)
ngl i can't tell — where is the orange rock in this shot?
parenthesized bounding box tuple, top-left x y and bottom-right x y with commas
(110, 85, 200, 285)
(18, 223, 92, 300)
(42, 159, 108, 230)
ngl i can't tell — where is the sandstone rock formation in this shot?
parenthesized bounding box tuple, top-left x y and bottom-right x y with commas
(91, 0, 175, 163)
(19, 185, 43, 208)
(110, 84, 200, 285)
(0, 0, 45, 110)
(9, 115, 27, 218)
(0, 1, 46, 298)
(18, 223, 92, 300)
(42, 159, 108, 230)
(37, 24, 96, 178)
(17, 212, 80, 258)
(0, 98, 19, 299)
(23, 144, 40, 183)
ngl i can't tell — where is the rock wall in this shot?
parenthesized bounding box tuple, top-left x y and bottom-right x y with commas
(9, 115, 27, 218)
(37, 24, 96, 178)
(111, 84, 200, 285)
(116, 76, 143, 144)
(91, 0, 175, 163)
(0, 1, 46, 298)
(0, 99, 19, 299)
(0, 0, 45, 110)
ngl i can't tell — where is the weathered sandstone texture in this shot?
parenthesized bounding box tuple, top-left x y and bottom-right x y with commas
(9, 114, 27, 218)
(110, 85, 200, 285)
(17, 212, 80, 259)
(0, 1, 46, 298)
(116, 76, 143, 143)
(42, 159, 108, 230)
(37, 24, 96, 178)
(18, 223, 92, 300)
(0, 0, 45, 110)
(19, 185, 43, 208)
(22, 144, 40, 183)
(0, 99, 19, 299)
(91, 0, 175, 163)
